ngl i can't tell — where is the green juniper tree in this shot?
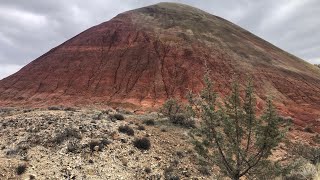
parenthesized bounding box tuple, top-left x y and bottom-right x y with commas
(159, 98, 182, 119)
(189, 72, 285, 180)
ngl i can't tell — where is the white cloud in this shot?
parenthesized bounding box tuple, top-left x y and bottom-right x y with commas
(309, 58, 320, 64)
(0, 6, 47, 29)
(258, 1, 307, 31)
(0, 64, 22, 80)
(0, 0, 319, 73)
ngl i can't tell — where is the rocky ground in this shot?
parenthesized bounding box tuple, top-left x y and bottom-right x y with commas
(0, 107, 216, 180)
(0, 107, 318, 180)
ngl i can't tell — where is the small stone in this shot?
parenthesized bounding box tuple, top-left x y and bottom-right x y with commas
(93, 146, 99, 151)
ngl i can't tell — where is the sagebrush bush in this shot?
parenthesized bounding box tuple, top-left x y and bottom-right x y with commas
(110, 113, 125, 121)
(53, 127, 82, 144)
(304, 125, 314, 133)
(143, 119, 155, 126)
(118, 125, 134, 136)
(48, 106, 61, 111)
(286, 161, 319, 180)
(288, 142, 320, 165)
(67, 142, 80, 153)
(64, 107, 76, 111)
(16, 164, 27, 175)
(170, 114, 195, 128)
(93, 113, 103, 120)
(137, 125, 146, 131)
(145, 167, 152, 174)
(164, 166, 180, 180)
(133, 137, 151, 150)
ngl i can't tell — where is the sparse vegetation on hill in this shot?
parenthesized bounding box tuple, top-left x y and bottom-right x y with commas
(160, 98, 195, 128)
(0, 106, 318, 179)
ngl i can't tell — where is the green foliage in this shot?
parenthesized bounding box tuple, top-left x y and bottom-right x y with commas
(160, 98, 183, 118)
(189, 72, 286, 180)
(287, 142, 320, 165)
(170, 113, 195, 128)
(160, 98, 195, 128)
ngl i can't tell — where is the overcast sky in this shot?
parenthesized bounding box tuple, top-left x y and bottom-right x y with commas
(0, 0, 319, 79)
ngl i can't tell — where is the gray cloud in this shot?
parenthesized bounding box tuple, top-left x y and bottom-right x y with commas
(0, 0, 319, 79)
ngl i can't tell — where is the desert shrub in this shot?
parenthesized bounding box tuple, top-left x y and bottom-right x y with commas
(23, 109, 32, 113)
(13, 141, 30, 155)
(304, 125, 314, 133)
(64, 107, 76, 111)
(67, 139, 82, 153)
(176, 151, 184, 158)
(198, 166, 211, 176)
(285, 160, 319, 180)
(48, 106, 61, 111)
(16, 164, 27, 175)
(161, 127, 168, 132)
(143, 119, 155, 126)
(170, 113, 195, 128)
(164, 166, 180, 180)
(133, 137, 151, 150)
(110, 113, 125, 121)
(118, 125, 134, 136)
(288, 143, 320, 165)
(137, 125, 146, 130)
(145, 167, 152, 174)
(312, 134, 320, 144)
(116, 108, 132, 115)
(53, 127, 82, 144)
(93, 112, 103, 120)
(86, 138, 111, 152)
(0, 108, 13, 113)
(100, 138, 112, 146)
